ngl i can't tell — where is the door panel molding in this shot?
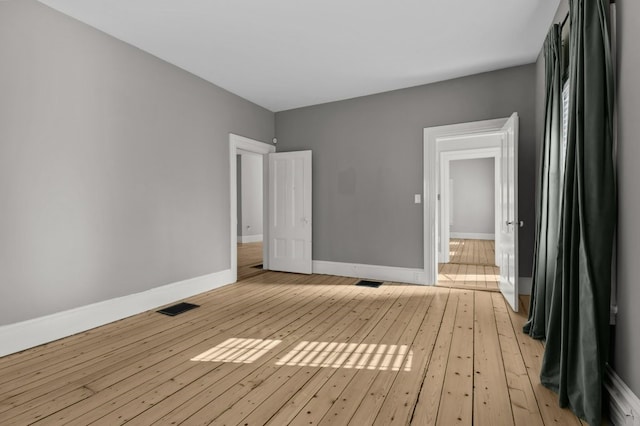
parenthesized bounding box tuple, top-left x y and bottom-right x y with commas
(268, 150, 313, 274)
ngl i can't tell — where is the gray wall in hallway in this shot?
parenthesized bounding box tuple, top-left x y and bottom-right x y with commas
(613, 0, 640, 398)
(237, 155, 243, 237)
(276, 64, 537, 273)
(238, 153, 263, 238)
(450, 158, 495, 236)
(0, 0, 274, 325)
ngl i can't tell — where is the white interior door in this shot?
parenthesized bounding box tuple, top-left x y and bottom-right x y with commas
(268, 150, 312, 274)
(499, 113, 519, 311)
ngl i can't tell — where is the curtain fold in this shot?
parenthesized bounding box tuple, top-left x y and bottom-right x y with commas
(539, 0, 616, 424)
(524, 24, 563, 340)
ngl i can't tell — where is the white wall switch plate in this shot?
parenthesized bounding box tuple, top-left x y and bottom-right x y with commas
(414, 194, 421, 204)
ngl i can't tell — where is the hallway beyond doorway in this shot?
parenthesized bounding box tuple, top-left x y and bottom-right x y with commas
(449, 238, 496, 266)
(238, 242, 266, 280)
(438, 239, 499, 292)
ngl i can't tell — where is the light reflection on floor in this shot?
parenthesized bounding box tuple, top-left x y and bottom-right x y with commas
(191, 338, 413, 372)
(276, 341, 412, 371)
(190, 338, 282, 363)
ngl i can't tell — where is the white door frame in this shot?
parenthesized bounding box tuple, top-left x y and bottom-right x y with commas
(229, 133, 275, 283)
(424, 117, 509, 285)
(439, 147, 501, 265)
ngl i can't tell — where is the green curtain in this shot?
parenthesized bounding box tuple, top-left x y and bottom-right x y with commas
(524, 24, 563, 340)
(539, 0, 616, 425)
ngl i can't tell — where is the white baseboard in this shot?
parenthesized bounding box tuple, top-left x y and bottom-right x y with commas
(0, 269, 234, 358)
(238, 234, 263, 243)
(518, 277, 532, 295)
(450, 232, 494, 240)
(605, 365, 640, 426)
(313, 260, 427, 285)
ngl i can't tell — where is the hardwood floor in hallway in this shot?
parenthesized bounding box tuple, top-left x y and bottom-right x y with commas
(0, 271, 583, 425)
(448, 239, 496, 266)
(438, 239, 500, 292)
(238, 241, 265, 280)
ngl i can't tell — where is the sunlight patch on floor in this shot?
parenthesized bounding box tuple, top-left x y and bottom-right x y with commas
(276, 341, 413, 371)
(191, 338, 281, 363)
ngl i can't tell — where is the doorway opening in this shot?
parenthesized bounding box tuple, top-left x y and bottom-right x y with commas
(424, 114, 520, 311)
(236, 150, 266, 280)
(229, 134, 275, 282)
(438, 150, 501, 292)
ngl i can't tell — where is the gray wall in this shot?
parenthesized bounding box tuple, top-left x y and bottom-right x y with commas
(614, 0, 640, 398)
(450, 158, 495, 236)
(238, 153, 263, 238)
(236, 155, 243, 236)
(0, 0, 274, 325)
(276, 64, 536, 272)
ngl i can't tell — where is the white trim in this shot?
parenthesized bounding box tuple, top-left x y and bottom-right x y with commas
(0, 269, 233, 357)
(238, 234, 263, 243)
(450, 232, 495, 240)
(424, 118, 508, 284)
(440, 147, 501, 264)
(229, 134, 275, 282)
(313, 260, 426, 286)
(605, 365, 640, 426)
(518, 277, 532, 295)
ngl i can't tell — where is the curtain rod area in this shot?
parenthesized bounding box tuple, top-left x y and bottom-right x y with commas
(559, 0, 615, 29)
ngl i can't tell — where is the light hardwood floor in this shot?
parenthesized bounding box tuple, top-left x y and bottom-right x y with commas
(448, 239, 496, 266)
(0, 272, 583, 425)
(438, 239, 500, 292)
(238, 242, 265, 280)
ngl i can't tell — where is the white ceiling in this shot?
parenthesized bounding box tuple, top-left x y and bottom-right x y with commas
(38, 0, 559, 112)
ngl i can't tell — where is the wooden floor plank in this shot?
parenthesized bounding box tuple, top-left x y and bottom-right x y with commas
(0, 263, 587, 426)
(268, 285, 420, 426)
(434, 289, 474, 426)
(83, 277, 346, 425)
(0, 280, 246, 374)
(237, 242, 267, 280)
(54, 275, 338, 425)
(7, 273, 323, 423)
(360, 290, 448, 425)
(449, 239, 496, 267)
(437, 239, 500, 292)
(127, 277, 366, 425)
(409, 290, 458, 426)
(0, 280, 272, 390)
(314, 290, 435, 426)
(473, 291, 514, 426)
(506, 296, 583, 426)
(229, 284, 408, 426)
(491, 293, 543, 426)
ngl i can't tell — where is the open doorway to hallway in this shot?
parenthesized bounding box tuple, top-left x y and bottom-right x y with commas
(425, 114, 519, 310)
(236, 151, 267, 280)
(437, 157, 500, 291)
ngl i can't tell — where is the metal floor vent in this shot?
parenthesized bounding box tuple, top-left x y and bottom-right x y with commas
(157, 302, 200, 316)
(252, 264, 263, 269)
(356, 280, 383, 288)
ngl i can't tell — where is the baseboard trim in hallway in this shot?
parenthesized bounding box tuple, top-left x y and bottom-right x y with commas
(313, 260, 427, 285)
